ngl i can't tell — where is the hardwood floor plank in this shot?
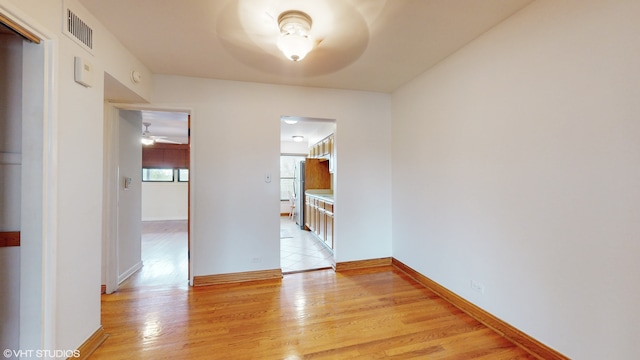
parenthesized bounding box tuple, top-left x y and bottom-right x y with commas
(92, 266, 535, 359)
(119, 220, 189, 289)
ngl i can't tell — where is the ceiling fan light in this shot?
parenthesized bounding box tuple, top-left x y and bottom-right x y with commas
(277, 33, 313, 61)
(141, 137, 154, 145)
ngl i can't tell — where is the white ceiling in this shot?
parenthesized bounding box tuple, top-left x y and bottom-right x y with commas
(140, 110, 189, 144)
(281, 116, 336, 146)
(82, 0, 533, 93)
(86, 0, 534, 143)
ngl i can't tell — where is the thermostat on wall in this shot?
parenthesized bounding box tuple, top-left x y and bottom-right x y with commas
(74, 56, 93, 87)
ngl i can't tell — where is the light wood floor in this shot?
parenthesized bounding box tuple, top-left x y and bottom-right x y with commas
(93, 266, 535, 359)
(119, 220, 189, 289)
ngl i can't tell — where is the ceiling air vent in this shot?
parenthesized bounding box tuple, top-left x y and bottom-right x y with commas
(65, 8, 93, 53)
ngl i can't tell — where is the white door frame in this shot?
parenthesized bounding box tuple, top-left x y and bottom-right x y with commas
(1, 1, 59, 352)
(103, 103, 194, 293)
(102, 103, 120, 294)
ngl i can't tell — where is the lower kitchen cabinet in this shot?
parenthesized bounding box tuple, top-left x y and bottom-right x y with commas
(305, 196, 313, 231)
(304, 194, 334, 250)
(324, 203, 334, 249)
(318, 206, 326, 243)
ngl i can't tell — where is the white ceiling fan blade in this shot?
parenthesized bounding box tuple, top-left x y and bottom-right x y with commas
(154, 138, 182, 144)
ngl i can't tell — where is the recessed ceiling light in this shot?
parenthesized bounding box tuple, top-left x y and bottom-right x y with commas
(284, 119, 298, 124)
(292, 135, 304, 142)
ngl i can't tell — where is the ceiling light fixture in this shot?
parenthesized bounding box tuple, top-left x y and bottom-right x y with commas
(141, 122, 155, 145)
(292, 135, 305, 142)
(141, 137, 154, 145)
(277, 10, 314, 62)
(284, 119, 298, 124)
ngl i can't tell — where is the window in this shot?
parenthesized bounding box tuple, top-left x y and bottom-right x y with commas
(142, 168, 174, 182)
(280, 155, 305, 201)
(178, 169, 189, 182)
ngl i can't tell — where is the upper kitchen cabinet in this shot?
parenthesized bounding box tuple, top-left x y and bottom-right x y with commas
(308, 133, 335, 173)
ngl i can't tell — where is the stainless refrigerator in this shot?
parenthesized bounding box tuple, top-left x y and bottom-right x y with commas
(295, 160, 305, 229)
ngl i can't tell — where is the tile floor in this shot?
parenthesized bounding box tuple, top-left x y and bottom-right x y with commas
(280, 216, 334, 273)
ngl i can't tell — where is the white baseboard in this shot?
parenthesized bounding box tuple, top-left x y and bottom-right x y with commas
(118, 261, 143, 284)
(141, 217, 187, 221)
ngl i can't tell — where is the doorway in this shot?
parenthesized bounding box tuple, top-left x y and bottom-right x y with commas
(103, 107, 190, 292)
(0, 9, 55, 351)
(137, 111, 190, 288)
(279, 116, 335, 273)
(0, 21, 31, 353)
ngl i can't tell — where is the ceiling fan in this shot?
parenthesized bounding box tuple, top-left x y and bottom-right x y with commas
(141, 122, 180, 145)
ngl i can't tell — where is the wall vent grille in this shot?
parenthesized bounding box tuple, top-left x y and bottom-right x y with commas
(66, 9, 93, 51)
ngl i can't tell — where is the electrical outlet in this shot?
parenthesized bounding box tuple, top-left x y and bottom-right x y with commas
(471, 280, 485, 294)
(251, 256, 262, 263)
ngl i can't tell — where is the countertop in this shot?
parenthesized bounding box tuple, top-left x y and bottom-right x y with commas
(305, 189, 334, 203)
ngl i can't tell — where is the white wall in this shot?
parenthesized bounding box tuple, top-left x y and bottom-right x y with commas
(142, 181, 188, 221)
(2, 0, 152, 352)
(117, 110, 142, 282)
(391, 0, 640, 358)
(153, 76, 392, 277)
(0, 31, 22, 353)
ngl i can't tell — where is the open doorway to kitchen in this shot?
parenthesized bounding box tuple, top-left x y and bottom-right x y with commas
(279, 116, 336, 273)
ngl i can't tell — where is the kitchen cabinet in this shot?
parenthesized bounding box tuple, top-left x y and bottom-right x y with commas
(318, 204, 323, 236)
(304, 192, 334, 251)
(325, 203, 334, 250)
(318, 204, 326, 242)
(328, 135, 335, 173)
(305, 195, 313, 232)
(308, 133, 335, 173)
